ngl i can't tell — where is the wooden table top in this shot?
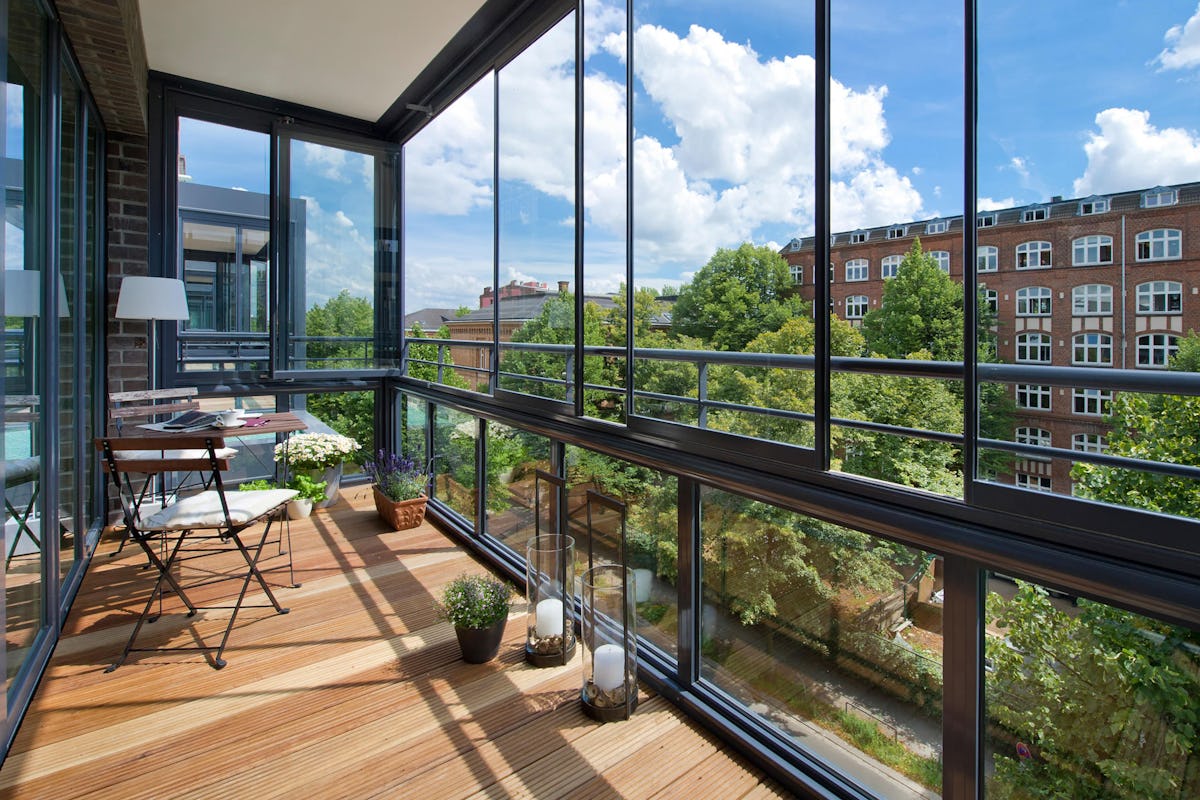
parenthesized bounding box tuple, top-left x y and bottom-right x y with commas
(136, 411, 307, 439)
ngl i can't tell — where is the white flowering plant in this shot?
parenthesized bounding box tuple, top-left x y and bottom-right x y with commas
(274, 432, 361, 471)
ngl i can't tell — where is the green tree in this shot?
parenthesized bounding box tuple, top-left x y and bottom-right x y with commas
(860, 238, 964, 362)
(672, 243, 806, 351)
(406, 322, 469, 389)
(304, 290, 374, 368)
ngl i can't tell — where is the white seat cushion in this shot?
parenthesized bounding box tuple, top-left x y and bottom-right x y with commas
(114, 448, 239, 460)
(140, 489, 297, 531)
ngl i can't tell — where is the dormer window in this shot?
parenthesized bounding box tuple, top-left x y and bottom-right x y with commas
(1022, 205, 1048, 223)
(1079, 196, 1109, 215)
(830, 234, 837, 246)
(1142, 187, 1177, 208)
(850, 230, 868, 244)
(886, 225, 905, 239)
(784, 238, 802, 253)
(926, 219, 948, 234)
(977, 213, 996, 228)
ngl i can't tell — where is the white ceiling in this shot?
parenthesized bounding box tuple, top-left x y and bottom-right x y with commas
(139, 0, 489, 123)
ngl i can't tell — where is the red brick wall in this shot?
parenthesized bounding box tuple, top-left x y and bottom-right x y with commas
(105, 132, 150, 395)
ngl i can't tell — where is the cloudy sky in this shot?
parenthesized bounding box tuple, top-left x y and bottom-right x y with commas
(132, 1, 1200, 313)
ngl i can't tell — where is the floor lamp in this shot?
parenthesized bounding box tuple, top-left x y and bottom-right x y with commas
(114, 276, 190, 390)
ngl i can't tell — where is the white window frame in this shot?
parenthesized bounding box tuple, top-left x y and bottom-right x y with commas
(1072, 332, 1113, 366)
(1022, 206, 1048, 223)
(845, 294, 868, 319)
(1073, 388, 1113, 416)
(984, 289, 998, 315)
(886, 225, 905, 239)
(1072, 235, 1113, 266)
(978, 213, 997, 228)
(1016, 332, 1052, 363)
(1017, 384, 1052, 410)
(1135, 228, 1182, 261)
(931, 250, 950, 273)
(1016, 426, 1052, 461)
(1072, 433, 1107, 453)
(789, 264, 803, 285)
(1016, 240, 1052, 269)
(1142, 187, 1178, 208)
(977, 245, 998, 272)
(880, 254, 902, 279)
(1135, 280, 1182, 315)
(1079, 197, 1109, 215)
(1015, 473, 1052, 492)
(1136, 333, 1178, 369)
(845, 258, 869, 282)
(1015, 286, 1052, 316)
(850, 230, 868, 244)
(1072, 284, 1112, 316)
(926, 219, 949, 234)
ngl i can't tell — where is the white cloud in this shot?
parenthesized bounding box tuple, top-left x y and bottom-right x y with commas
(977, 196, 1018, 212)
(333, 210, 355, 228)
(1155, 4, 1200, 71)
(1073, 107, 1200, 196)
(404, 77, 494, 216)
(1009, 157, 1030, 180)
(302, 141, 351, 183)
(295, 195, 374, 305)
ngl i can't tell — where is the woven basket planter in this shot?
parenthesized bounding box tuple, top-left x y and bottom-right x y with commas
(373, 486, 428, 531)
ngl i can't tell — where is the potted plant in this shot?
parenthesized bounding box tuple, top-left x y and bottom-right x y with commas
(627, 528, 658, 603)
(274, 432, 360, 508)
(438, 573, 513, 663)
(239, 476, 327, 519)
(362, 449, 430, 530)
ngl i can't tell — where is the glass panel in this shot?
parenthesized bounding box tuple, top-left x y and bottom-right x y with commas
(629, 1, 817, 447)
(83, 112, 99, 557)
(565, 446, 677, 657)
(826, 2, 966, 497)
(57, 57, 78, 583)
(287, 138, 379, 371)
(495, 13, 577, 402)
(700, 486, 943, 797)
(296, 390, 374, 467)
(432, 405, 476, 522)
(985, 575, 1200, 799)
(4, 0, 48, 700)
(976, 3, 1200, 521)
(403, 76, 494, 392)
(483, 421, 552, 553)
(176, 119, 270, 375)
(398, 394, 427, 468)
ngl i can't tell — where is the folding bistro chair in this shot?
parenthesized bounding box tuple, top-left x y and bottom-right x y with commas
(96, 432, 296, 670)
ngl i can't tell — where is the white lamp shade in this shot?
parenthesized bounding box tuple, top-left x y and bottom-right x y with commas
(5, 270, 70, 318)
(115, 276, 190, 321)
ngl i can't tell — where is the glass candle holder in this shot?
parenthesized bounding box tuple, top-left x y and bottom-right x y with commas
(580, 564, 637, 721)
(525, 534, 576, 666)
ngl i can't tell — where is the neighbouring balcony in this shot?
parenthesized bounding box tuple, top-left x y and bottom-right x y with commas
(0, 486, 788, 799)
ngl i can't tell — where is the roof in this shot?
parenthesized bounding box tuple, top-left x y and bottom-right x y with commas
(451, 293, 619, 324)
(405, 308, 458, 331)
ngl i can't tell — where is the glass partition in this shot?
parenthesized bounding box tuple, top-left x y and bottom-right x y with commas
(483, 421, 551, 553)
(56, 57, 78, 584)
(432, 405, 477, 523)
(700, 486, 943, 797)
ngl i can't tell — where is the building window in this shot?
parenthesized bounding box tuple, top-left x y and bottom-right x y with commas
(845, 294, 868, 319)
(881, 254, 902, 279)
(1142, 187, 1178, 208)
(886, 225, 905, 239)
(978, 213, 997, 228)
(984, 289, 998, 315)
(977, 245, 998, 272)
(1072, 235, 1113, 266)
(926, 219, 948, 234)
(1073, 388, 1113, 416)
(931, 250, 950, 273)
(1135, 228, 1182, 261)
(845, 259, 869, 282)
(1016, 332, 1052, 363)
(1136, 333, 1179, 368)
(850, 230, 868, 244)
(1016, 240, 1052, 269)
(1072, 332, 1113, 366)
(1079, 197, 1109, 215)
(1073, 433, 1107, 453)
(1015, 473, 1052, 492)
(1072, 284, 1112, 316)
(790, 264, 803, 285)
(1015, 286, 1052, 316)
(1017, 384, 1052, 410)
(1136, 280, 1182, 314)
(1016, 426, 1052, 460)
(830, 234, 837, 246)
(1022, 206, 1048, 222)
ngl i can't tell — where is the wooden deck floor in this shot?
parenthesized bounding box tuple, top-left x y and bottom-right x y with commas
(0, 486, 791, 799)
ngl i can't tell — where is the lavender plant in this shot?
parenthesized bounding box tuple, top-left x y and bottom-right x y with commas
(363, 449, 429, 501)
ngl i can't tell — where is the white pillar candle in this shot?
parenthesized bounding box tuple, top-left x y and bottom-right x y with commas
(535, 598, 564, 637)
(593, 643, 625, 692)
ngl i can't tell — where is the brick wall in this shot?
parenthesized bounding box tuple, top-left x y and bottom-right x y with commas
(105, 131, 150, 395)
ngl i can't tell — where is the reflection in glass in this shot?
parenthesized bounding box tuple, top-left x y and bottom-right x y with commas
(483, 422, 551, 554)
(404, 76, 494, 392)
(700, 486, 942, 796)
(57, 56, 78, 583)
(985, 575, 1200, 799)
(496, 13, 576, 401)
(432, 405, 476, 522)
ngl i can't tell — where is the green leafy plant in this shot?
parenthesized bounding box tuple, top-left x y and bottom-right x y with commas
(286, 473, 327, 503)
(363, 449, 429, 501)
(238, 479, 275, 491)
(437, 573, 513, 630)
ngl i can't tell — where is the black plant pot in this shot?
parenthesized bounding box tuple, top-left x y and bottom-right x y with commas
(455, 618, 507, 663)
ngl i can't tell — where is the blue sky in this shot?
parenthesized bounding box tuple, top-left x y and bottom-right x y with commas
(152, 2, 1200, 312)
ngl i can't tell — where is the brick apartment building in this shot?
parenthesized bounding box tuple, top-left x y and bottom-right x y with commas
(781, 181, 1200, 494)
